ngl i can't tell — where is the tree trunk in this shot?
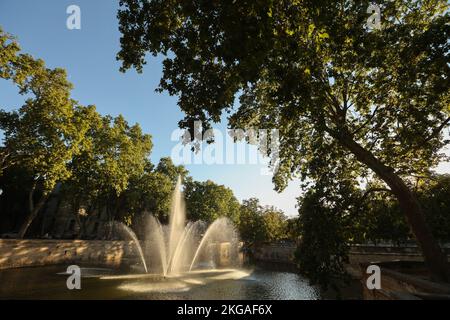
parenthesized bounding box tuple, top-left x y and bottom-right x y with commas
(18, 191, 49, 239)
(336, 132, 449, 282)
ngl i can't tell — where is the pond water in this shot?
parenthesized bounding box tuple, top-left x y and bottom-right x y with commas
(0, 265, 320, 300)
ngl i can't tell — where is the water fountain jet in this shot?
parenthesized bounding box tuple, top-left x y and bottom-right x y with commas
(111, 177, 240, 276)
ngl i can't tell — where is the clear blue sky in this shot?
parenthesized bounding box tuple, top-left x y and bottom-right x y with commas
(0, 0, 303, 216)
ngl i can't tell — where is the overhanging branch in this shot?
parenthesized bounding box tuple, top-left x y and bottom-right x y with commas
(423, 117, 450, 143)
(359, 187, 394, 204)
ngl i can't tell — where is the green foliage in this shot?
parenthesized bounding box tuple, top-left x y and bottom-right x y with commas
(293, 169, 360, 291)
(120, 157, 187, 223)
(294, 173, 450, 290)
(239, 198, 265, 244)
(239, 198, 287, 244)
(355, 175, 450, 244)
(262, 208, 288, 242)
(124, 167, 175, 223)
(155, 156, 188, 185)
(184, 178, 241, 224)
(354, 193, 410, 245)
(63, 107, 153, 232)
(295, 189, 351, 292)
(75, 113, 151, 198)
(285, 217, 301, 242)
(1, 50, 83, 195)
(0, 26, 96, 236)
(419, 175, 450, 242)
(117, 1, 449, 180)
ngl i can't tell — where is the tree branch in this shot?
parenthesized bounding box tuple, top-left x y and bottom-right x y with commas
(351, 106, 379, 136)
(359, 187, 394, 204)
(423, 117, 450, 143)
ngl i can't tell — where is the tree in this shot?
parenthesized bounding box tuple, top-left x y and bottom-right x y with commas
(121, 156, 188, 224)
(293, 172, 450, 290)
(285, 216, 301, 242)
(418, 175, 450, 242)
(1, 29, 89, 238)
(295, 188, 352, 292)
(262, 206, 288, 242)
(155, 156, 188, 185)
(355, 174, 450, 244)
(239, 198, 287, 244)
(355, 195, 410, 245)
(117, 0, 450, 281)
(0, 28, 36, 175)
(239, 198, 266, 244)
(63, 109, 152, 235)
(1, 27, 153, 238)
(124, 164, 175, 223)
(0, 164, 35, 234)
(184, 178, 241, 224)
(60, 105, 104, 234)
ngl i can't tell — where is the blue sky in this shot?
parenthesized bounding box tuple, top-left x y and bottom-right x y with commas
(0, 0, 303, 216)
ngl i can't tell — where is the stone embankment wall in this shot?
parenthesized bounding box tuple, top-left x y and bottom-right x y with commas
(0, 239, 136, 270)
(0, 239, 243, 270)
(251, 243, 296, 264)
(251, 243, 450, 266)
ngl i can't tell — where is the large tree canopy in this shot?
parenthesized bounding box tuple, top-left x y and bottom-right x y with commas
(117, 0, 450, 281)
(1, 27, 90, 237)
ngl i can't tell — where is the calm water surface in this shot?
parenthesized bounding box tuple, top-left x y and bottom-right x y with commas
(0, 265, 320, 300)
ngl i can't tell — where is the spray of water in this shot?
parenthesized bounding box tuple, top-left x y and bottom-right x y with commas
(144, 215, 168, 275)
(112, 223, 148, 273)
(112, 176, 240, 275)
(189, 218, 238, 271)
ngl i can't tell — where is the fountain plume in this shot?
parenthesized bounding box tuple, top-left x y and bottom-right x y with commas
(110, 222, 148, 273)
(112, 176, 240, 275)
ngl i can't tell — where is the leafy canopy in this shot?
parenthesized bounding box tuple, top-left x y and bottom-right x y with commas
(117, 0, 450, 191)
(1, 27, 88, 193)
(184, 178, 241, 224)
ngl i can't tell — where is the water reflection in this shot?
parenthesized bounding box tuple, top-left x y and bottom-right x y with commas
(0, 266, 320, 300)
